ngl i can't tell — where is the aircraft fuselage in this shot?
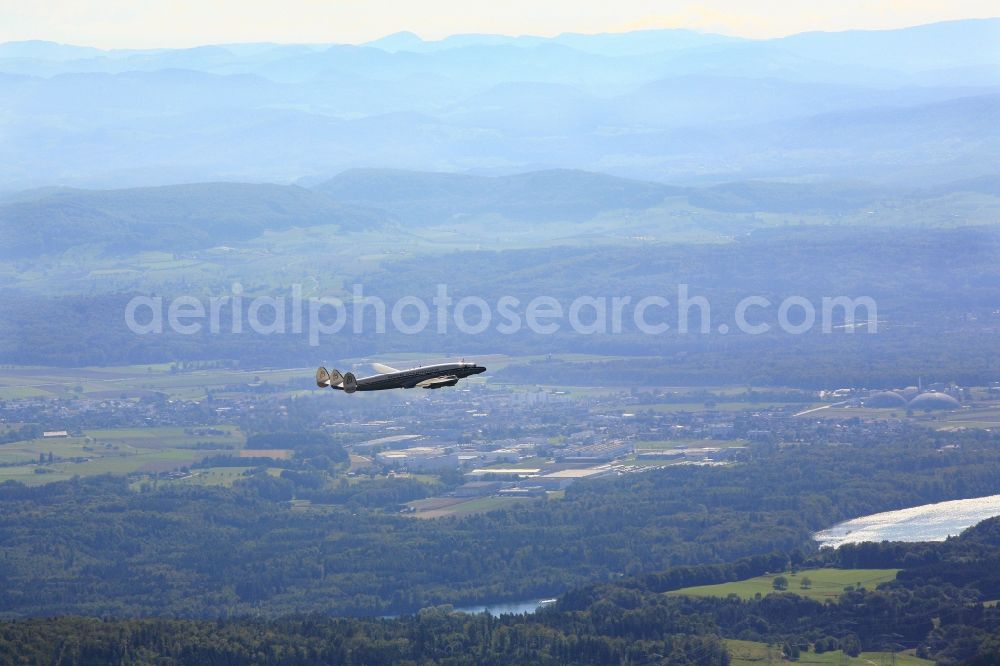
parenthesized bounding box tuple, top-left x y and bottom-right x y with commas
(316, 362, 486, 393)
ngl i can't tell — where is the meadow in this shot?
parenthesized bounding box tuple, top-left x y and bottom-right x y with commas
(0, 364, 310, 401)
(671, 568, 900, 603)
(408, 495, 535, 519)
(0, 425, 245, 485)
(726, 639, 931, 666)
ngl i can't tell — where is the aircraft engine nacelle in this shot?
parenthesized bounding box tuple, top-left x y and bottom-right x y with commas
(343, 372, 358, 394)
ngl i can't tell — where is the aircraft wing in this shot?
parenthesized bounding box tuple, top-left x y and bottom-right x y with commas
(416, 375, 459, 389)
(372, 362, 401, 374)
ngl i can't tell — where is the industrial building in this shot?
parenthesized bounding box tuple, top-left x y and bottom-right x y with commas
(557, 440, 632, 463)
(376, 446, 459, 471)
(532, 466, 616, 490)
(453, 481, 505, 497)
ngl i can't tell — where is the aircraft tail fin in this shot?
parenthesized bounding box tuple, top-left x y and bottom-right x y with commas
(343, 372, 358, 394)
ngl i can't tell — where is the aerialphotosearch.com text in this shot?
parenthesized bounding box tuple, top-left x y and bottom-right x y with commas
(124, 283, 878, 346)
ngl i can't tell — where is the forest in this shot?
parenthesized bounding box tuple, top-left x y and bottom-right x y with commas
(6, 517, 1000, 664)
(2, 226, 998, 390)
(1, 427, 999, 620)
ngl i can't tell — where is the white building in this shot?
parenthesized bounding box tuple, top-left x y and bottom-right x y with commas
(376, 447, 459, 471)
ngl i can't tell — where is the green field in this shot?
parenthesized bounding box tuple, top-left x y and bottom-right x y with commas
(85, 425, 244, 447)
(671, 568, 899, 603)
(726, 639, 931, 666)
(935, 405, 1000, 430)
(435, 496, 534, 517)
(172, 466, 256, 487)
(0, 426, 245, 485)
(0, 465, 77, 485)
(411, 495, 535, 519)
(0, 365, 311, 401)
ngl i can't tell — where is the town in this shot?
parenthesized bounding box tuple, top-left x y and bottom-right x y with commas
(2, 361, 996, 517)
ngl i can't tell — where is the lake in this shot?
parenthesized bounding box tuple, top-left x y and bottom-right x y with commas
(815, 494, 1000, 548)
(452, 598, 556, 616)
(380, 598, 556, 620)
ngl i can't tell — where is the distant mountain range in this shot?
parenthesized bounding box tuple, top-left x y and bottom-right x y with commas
(314, 168, 684, 225)
(2, 168, 996, 259)
(0, 183, 388, 259)
(0, 18, 998, 191)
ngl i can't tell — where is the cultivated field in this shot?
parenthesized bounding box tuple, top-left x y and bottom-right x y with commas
(0, 365, 312, 401)
(0, 425, 244, 485)
(408, 495, 535, 519)
(726, 639, 931, 665)
(671, 568, 899, 603)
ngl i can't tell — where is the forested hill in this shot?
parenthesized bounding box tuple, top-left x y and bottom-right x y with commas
(5, 510, 1000, 664)
(1, 426, 999, 619)
(313, 168, 686, 225)
(2, 169, 999, 260)
(0, 183, 390, 258)
(2, 225, 997, 381)
(314, 167, 1000, 223)
(2, 20, 999, 190)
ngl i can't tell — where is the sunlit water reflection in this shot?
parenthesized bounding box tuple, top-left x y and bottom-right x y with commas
(815, 494, 1000, 548)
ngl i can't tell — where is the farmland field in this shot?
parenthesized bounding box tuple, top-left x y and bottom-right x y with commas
(671, 568, 899, 603)
(726, 639, 931, 665)
(0, 426, 244, 485)
(0, 365, 312, 401)
(409, 495, 536, 519)
(171, 466, 256, 487)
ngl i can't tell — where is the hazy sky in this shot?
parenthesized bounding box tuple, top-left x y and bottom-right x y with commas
(1, 0, 997, 48)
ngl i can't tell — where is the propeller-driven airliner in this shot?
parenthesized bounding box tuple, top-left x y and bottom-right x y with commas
(316, 361, 486, 393)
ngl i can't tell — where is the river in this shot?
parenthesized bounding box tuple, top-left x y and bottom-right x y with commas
(380, 598, 555, 620)
(452, 598, 556, 616)
(814, 494, 1000, 548)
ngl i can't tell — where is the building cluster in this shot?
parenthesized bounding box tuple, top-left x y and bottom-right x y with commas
(0, 395, 229, 431)
(456, 465, 618, 498)
(819, 381, 974, 412)
(862, 384, 965, 411)
(3, 371, 989, 504)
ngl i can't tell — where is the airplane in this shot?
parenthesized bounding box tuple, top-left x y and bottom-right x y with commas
(315, 360, 486, 393)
